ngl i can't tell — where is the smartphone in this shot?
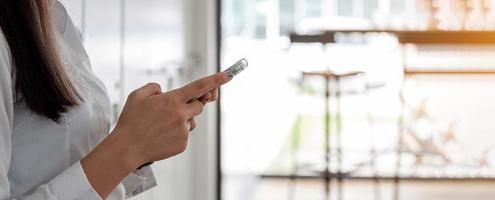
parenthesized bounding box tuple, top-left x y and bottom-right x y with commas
(187, 58, 248, 103)
(224, 58, 248, 79)
(191, 58, 247, 102)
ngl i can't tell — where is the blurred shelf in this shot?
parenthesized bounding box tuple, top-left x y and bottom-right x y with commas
(260, 173, 495, 182)
(291, 30, 495, 44)
(404, 68, 495, 75)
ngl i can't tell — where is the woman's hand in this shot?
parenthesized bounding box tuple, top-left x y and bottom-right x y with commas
(189, 87, 219, 130)
(81, 72, 230, 198)
(117, 72, 229, 165)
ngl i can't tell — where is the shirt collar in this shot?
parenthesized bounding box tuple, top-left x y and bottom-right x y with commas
(50, 0, 55, 9)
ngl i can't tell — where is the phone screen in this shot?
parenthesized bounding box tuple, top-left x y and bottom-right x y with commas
(224, 58, 248, 79)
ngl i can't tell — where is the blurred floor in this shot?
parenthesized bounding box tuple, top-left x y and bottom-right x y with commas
(248, 178, 495, 200)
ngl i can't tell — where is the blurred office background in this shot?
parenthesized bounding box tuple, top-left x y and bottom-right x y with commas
(61, 0, 495, 199)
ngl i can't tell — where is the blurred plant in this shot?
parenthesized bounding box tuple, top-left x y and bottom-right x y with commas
(440, 121, 458, 144)
(401, 96, 492, 169)
(401, 97, 452, 166)
(478, 147, 492, 167)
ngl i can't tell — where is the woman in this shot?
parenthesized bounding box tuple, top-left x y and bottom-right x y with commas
(0, 0, 229, 199)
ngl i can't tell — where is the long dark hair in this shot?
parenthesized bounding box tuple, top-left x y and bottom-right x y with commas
(0, 0, 81, 122)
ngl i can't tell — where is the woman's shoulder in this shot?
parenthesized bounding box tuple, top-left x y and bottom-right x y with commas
(53, 1, 85, 44)
(0, 28, 14, 103)
(53, 0, 69, 35)
(0, 29, 12, 75)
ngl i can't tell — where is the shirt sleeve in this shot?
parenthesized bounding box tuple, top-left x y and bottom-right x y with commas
(0, 28, 14, 200)
(14, 162, 102, 200)
(122, 166, 156, 198)
(0, 32, 102, 200)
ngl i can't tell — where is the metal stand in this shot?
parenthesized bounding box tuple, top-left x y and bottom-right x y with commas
(365, 83, 382, 200)
(335, 77, 343, 200)
(324, 76, 332, 200)
(299, 70, 362, 200)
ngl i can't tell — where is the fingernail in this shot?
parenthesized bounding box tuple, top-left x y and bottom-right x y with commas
(226, 72, 234, 80)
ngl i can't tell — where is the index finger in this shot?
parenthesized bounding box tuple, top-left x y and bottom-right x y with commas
(178, 72, 230, 102)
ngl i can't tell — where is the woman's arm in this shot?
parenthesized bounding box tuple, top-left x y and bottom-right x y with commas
(80, 131, 140, 199)
(81, 72, 230, 199)
(0, 60, 227, 200)
(0, 31, 103, 200)
(0, 25, 227, 199)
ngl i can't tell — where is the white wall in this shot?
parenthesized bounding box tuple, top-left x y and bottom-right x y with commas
(134, 0, 220, 199)
(61, 0, 219, 199)
(180, 0, 219, 199)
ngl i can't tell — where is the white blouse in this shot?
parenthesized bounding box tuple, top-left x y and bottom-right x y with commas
(0, 1, 155, 199)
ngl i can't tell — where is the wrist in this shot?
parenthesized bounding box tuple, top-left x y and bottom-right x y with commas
(80, 128, 143, 198)
(109, 128, 144, 171)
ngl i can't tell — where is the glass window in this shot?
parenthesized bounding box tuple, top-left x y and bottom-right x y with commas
(220, 0, 495, 199)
